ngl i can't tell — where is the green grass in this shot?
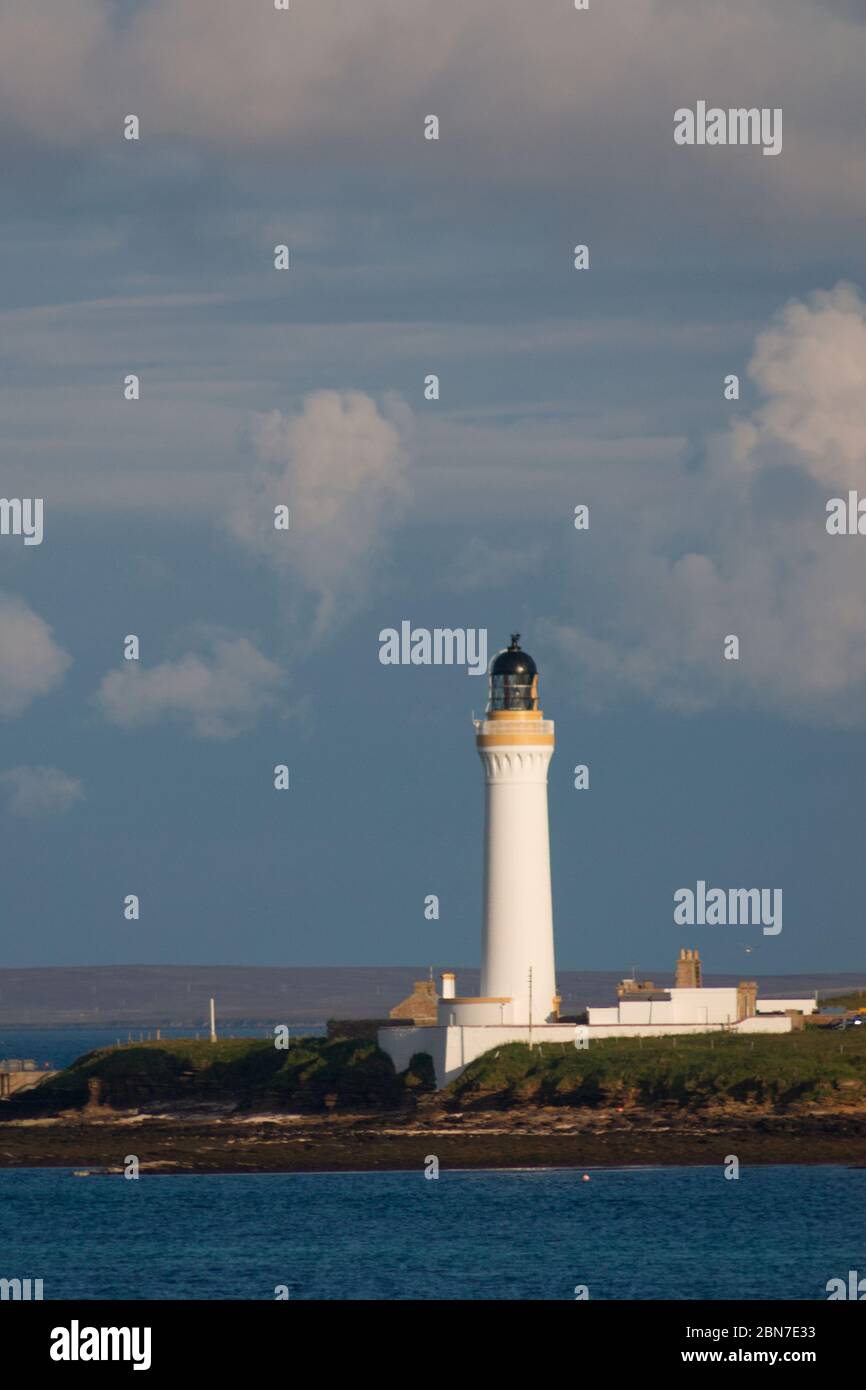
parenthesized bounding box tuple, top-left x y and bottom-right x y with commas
(14, 1027, 866, 1115)
(16, 1034, 435, 1113)
(447, 1030, 866, 1110)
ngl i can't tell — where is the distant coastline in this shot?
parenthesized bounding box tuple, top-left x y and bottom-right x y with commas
(1, 963, 864, 1028)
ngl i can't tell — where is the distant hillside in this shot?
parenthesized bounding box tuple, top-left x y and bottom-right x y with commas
(0, 965, 433, 1027)
(1, 964, 864, 1028)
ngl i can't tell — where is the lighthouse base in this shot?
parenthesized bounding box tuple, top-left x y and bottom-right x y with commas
(379, 1022, 579, 1089)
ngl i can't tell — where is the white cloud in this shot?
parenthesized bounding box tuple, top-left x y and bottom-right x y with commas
(0, 764, 84, 818)
(94, 636, 285, 740)
(546, 283, 866, 725)
(747, 282, 866, 489)
(1, 1, 865, 227)
(0, 593, 71, 716)
(228, 389, 411, 634)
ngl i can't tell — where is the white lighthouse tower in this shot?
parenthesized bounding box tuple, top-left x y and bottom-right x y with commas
(379, 633, 571, 1086)
(476, 635, 558, 1024)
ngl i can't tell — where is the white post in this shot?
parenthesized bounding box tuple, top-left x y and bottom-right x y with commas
(528, 967, 533, 1050)
(209, 998, 217, 1043)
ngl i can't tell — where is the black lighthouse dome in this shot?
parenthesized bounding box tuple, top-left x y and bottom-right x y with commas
(488, 634, 539, 711)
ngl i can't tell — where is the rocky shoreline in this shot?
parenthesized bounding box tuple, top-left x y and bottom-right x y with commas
(3, 1104, 866, 1173)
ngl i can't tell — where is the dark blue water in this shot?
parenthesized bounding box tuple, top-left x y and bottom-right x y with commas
(0, 1024, 324, 1071)
(0, 1166, 862, 1300)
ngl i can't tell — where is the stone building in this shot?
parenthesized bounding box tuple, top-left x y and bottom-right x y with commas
(389, 979, 438, 1026)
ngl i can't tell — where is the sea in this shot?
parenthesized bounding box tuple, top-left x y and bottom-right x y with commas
(0, 1025, 863, 1300)
(0, 1165, 862, 1300)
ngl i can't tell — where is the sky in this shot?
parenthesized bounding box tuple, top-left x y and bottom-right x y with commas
(1, 0, 866, 975)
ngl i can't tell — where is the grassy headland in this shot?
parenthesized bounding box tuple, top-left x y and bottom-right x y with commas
(6, 1034, 434, 1115)
(448, 1030, 866, 1110)
(8, 1027, 866, 1115)
(3, 1028, 866, 1171)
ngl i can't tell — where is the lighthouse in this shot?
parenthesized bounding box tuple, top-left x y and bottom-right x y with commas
(379, 632, 811, 1087)
(475, 635, 558, 1024)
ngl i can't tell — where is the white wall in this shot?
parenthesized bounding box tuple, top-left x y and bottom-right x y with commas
(587, 1006, 619, 1025)
(436, 999, 513, 1026)
(669, 987, 739, 1024)
(379, 1014, 794, 1086)
(755, 998, 816, 1015)
(582, 1020, 791, 1038)
(589, 987, 741, 1027)
(590, 988, 812, 1028)
(733, 1015, 793, 1033)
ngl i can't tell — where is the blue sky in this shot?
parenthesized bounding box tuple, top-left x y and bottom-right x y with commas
(1, 0, 866, 975)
